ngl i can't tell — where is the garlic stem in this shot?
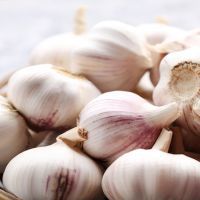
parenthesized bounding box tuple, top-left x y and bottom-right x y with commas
(152, 128, 172, 152)
(0, 189, 21, 200)
(74, 5, 87, 35)
(155, 16, 169, 24)
(57, 127, 88, 148)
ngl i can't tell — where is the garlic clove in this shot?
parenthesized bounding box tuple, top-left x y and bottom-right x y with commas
(29, 6, 87, 70)
(7, 64, 101, 131)
(102, 149, 200, 200)
(3, 140, 103, 200)
(153, 47, 200, 136)
(75, 91, 179, 163)
(0, 96, 29, 173)
(70, 20, 158, 92)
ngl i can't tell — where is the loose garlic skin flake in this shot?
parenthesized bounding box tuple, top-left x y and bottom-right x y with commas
(102, 149, 200, 200)
(153, 48, 200, 136)
(3, 141, 103, 200)
(0, 96, 28, 173)
(70, 21, 159, 92)
(7, 64, 100, 131)
(78, 91, 180, 163)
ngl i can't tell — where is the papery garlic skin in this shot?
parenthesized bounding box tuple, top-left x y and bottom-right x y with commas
(153, 47, 200, 136)
(70, 20, 158, 92)
(7, 64, 100, 131)
(79, 91, 179, 163)
(0, 96, 28, 173)
(102, 149, 200, 200)
(3, 141, 103, 200)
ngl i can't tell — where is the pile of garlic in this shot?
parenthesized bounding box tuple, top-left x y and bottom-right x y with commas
(1, 6, 200, 200)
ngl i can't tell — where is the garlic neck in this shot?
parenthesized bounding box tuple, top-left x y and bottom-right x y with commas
(57, 127, 88, 148)
(152, 128, 173, 152)
(169, 62, 200, 103)
(147, 102, 180, 128)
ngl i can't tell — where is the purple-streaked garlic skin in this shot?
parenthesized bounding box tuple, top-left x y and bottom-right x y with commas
(153, 48, 200, 136)
(79, 91, 179, 163)
(102, 149, 200, 200)
(7, 64, 100, 131)
(3, 142, 103, 200)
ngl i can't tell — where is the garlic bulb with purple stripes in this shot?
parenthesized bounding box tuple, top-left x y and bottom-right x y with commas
(7, 64, 100, 131)
(3, 140, 103, 200)
(60, 91, 180, 164)
(102, 149, 200, 200)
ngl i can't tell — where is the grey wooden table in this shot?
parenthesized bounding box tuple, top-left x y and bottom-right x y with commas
(0, 0, 199, 74)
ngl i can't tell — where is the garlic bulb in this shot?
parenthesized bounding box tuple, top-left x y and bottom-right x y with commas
(3, 139, 103, 200)
(7, 64, 100, 131)
(155, 28, 200, 54)
(70, 20, 160, 92)
(60, 91, 180, 163)
(102, 149, 200, 200)
(137, 23, 186, 45)
(151, 28, 200, 85)
(153, 47, 200, 136)
(0, 96, 29, 173)
(29, 6, 86, 70)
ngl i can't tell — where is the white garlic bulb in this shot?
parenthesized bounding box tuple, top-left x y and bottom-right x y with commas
(155, 28, 200, 54)
(0, 96, 29, 173)
(102, 149, 200, 200)
(137, 23, 187, 86)
(3, 140, 103, 200)
(70, 20, 160, 92)
(137, 23, 186, 45)
(29, 6, 86, 70)
(153, 47, 200, 136)
(61, 91, 180, 163)
(7, 64, 101, 131)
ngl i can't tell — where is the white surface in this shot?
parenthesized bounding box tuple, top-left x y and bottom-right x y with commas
(0, 0, 199, 73)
